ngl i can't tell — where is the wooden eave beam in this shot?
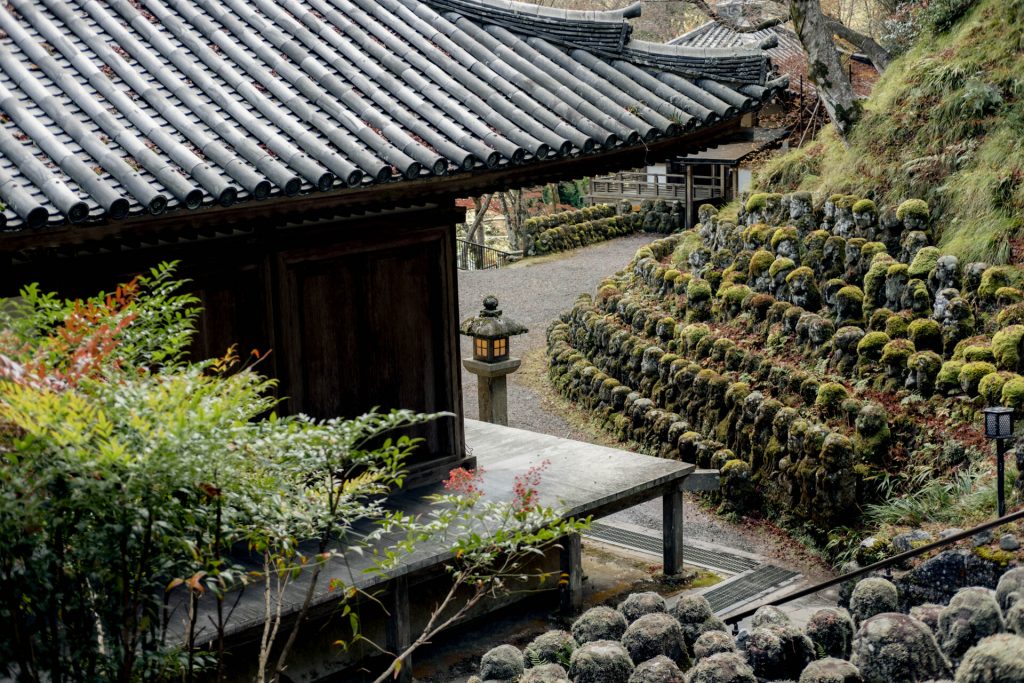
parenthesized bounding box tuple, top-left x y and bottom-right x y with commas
(0, 118, 741, 256)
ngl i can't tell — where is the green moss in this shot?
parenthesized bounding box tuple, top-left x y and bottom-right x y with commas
(996, 287, 1024, 305)
(768, 257, 796, 279)
(720, 284, 752, 307)
(974, 545, 1017, 566)
(748, 249, 776, 277)
(979, 266, 1022, 299)
(698, 203, 718, 217)
(908, 246, 941, 279)
(858, 331, 891, 361)
(885, 313, 910, 339)
(992, 325, 1024, 371)
(853, 199, 877, 214)
(959, 361, 997, 394)
(671, 230, 704, 268)
(869, 308, 894, 331)
(681, 323, 712, 348)
(1001, 376, 1024, 408)
(909, 318, 943, 351)
(881, 338, 915, 366)
(909, 350, 944, 374)
(785, 265, 816, 283)
(742, 223, 774, 248)
(771, 226, 799, 250)
(837, 285, 865, 305)
(886, 263, 909, 279)
(635, 246, 655, 261)
(995, 303, 1024, 327)
(978, 371, 1015, 404)
(833, 194, 860, 209)
(745, 193, 771, 212)
(816, 382, 850, 409)
(962, 344, 996, 363)
(663, 269, 681, 283)
(687, 278, 713, 302)
(896, 199, 931, 222)
(937, 360, 966, 393)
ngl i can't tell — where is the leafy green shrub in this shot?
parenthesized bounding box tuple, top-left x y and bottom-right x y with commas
(0, 267, 583, 681)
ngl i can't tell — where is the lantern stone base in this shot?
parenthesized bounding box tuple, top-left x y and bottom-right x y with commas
(463, 356, 521, 426)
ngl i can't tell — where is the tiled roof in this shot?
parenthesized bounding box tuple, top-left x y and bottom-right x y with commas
(671, 20, 807, 95)
(0, 0, 785, 231)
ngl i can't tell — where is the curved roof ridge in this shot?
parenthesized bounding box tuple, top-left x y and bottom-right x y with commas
(423, 0, 641, 22)
(420, 0, 636, 53)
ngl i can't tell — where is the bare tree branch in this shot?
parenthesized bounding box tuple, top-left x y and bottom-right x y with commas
(684, 0, 788, 32)
(825, 14, 890, 73)
(790, 0, 861, 139)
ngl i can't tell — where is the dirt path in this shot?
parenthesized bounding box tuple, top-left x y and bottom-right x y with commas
(456, 236, 833, 580)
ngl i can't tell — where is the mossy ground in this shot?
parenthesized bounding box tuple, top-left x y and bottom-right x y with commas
(756, 0, 1024, 264)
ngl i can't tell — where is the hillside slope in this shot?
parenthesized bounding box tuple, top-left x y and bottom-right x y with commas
(757, 0, 1024, 264)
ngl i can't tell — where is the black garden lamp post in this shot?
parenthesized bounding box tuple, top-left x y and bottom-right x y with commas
(983, 406, 1015, 517)
(460, 295, 528, 426)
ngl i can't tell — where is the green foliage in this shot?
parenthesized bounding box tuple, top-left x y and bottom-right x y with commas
(754, 0, 1024, 264)
(864, 460, 1014, 527)
(0, 267, 580, 682)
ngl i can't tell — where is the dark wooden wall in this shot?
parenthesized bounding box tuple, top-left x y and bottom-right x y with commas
(0, 203, 466, 482)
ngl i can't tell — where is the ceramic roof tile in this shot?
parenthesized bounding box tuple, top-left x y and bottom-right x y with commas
(0, 0, 783, 230)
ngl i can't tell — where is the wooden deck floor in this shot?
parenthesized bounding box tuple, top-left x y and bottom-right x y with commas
(184, 420, 695, 680)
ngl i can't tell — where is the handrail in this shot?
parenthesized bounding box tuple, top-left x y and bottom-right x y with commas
(724, 506, 1024, 625)
(456, 239, 519, 271)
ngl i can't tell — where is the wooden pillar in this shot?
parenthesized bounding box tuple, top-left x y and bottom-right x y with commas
(719, 164, 726, 198)
(560, 533, 583, 614)
(663, 485, 684, 575)
(385, 576, 412, 683)
(684, 165, 694, 228)
(732, 165, 739, 200)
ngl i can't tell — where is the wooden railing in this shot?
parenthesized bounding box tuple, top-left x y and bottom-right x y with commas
(587, 170, 732, 205)
(455, 239, 520, 270)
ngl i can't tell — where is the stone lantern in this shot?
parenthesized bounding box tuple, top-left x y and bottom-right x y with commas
(460, 295, 528, 426)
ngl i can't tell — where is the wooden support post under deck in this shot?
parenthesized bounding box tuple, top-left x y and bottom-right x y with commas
(385, 575, 412, 683)
(732, 165, 739, 201)
(560, 533, 583, 614)
(685, 165, 694, 228)
(663, 485, 684, 575)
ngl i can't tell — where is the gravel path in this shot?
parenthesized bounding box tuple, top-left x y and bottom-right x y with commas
(457, 236, 832, 581)
(458, 234, 650, 436)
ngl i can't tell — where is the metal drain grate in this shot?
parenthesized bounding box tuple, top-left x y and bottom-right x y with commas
(703, 565, 801, 615)
(585, 522, 760, 574)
